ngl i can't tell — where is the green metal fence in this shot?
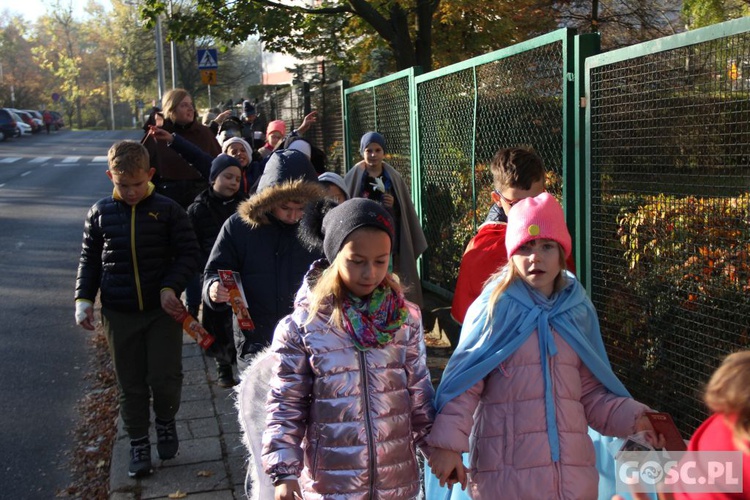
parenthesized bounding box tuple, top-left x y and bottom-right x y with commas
(340, 29, 588, 297)
(308, 81, 347, 175)
(584, 17, 750, 436)
(248, 17, 750, 440)
(415, 29, 581, 297)
(256, 81, 347, 174)
(343, 68, 421, 186)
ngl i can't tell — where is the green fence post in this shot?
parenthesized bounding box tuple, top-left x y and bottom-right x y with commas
(342, 84, 350, 173)
(408, 66, 425, 279)
(572, 33, 600, 292)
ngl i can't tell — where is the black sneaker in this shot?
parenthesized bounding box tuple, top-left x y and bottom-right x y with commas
(128, 438, 153, 478)
(155, 419, 179, 460)
(217, 363, 237, 388)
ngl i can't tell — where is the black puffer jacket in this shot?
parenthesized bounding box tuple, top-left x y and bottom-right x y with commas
(187, 187, 247, 269)
(203, 150, 325, 368)
(76, 188, 200, 313)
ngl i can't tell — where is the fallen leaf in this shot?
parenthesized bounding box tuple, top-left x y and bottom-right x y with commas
(197, 470, 214, 477)
(168, 491, 188, 499)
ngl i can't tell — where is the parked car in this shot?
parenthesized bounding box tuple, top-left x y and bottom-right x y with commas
(10, 109, 40, 133)
(24, 110, 44, 129)
(0, 108, 18, 139)
(8, 110, 31, 136)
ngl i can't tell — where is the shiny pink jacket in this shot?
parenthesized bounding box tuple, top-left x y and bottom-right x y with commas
(261, 293, 435, 500)
(426, 330, 650, 500)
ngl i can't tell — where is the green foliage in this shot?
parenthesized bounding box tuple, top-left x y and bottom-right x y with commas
(598, 193, 750, 432)
(0, 15, 48, 107)
(139, 0, 566, 82)
(432, 0, 557, 67)
(683, 0, 750, 29)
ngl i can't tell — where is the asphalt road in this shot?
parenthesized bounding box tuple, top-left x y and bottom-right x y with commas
(0, 128, 142, 498)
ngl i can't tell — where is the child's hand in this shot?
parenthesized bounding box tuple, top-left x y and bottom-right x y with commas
(209, 281, 230, 304)
(635, 414, 666, 449)
(381, 192, 394, 208)
(214, 109, 233, 124)
(274, 479, 302, 500)
(297, 110, 318, 134)
(428, 447, 468, 490)
(75, 301, 96, 331)
(160, 289, 183, 319)
(148, 125, 173, 143)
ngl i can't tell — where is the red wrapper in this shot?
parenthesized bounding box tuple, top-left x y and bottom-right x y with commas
(175, 310, 215, 349)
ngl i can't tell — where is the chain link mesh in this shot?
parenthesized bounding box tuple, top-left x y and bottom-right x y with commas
(345, 77, 413, 187)
(589, 32, 750, 435)
(418, 41, 566, 291)
(308, 82, 346, 175)
(255, 82, 345, 174)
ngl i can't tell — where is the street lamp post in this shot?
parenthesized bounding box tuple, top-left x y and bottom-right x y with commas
(108, 59, 115, 130)
(155, 15, 167, 100)
(169, 0, 176, 89)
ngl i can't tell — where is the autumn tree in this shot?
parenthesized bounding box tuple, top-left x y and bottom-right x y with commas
(141, 0, 558, 81)
(108, 0, 162, 110)
(33, 5, 90, 128)
(555, 0, 684, 49)
(431, 0, 557, 68)
(682, 0, 750, 29)
(0, 14, 48, 108)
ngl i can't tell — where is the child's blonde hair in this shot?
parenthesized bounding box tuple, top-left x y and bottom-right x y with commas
(704, 350, 750, 453)
(108, 140, 150, 176)
(304, 228, 403, 330)
(485, 243, 568, 323)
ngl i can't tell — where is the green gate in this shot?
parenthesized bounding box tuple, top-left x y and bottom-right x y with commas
(584, 17, 750, 434)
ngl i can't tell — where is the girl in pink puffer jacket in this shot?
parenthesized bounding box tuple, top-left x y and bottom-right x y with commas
(426, 193, 659, 500)
(261, 198, 435, 500)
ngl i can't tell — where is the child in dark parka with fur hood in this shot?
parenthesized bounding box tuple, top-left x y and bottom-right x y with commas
(202, 149, 325, 371)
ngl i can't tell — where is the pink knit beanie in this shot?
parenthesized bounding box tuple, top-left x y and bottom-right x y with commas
(505, 192, 572, 258)
(266, 119, 286, 137)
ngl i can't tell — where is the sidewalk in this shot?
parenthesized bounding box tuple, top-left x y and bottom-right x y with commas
(109, 335, 246, 500)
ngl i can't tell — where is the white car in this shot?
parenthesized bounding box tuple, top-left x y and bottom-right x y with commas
(8, 111, 31, 136)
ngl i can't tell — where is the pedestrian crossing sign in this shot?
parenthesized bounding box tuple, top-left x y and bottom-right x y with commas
(197, 49, 218, 69)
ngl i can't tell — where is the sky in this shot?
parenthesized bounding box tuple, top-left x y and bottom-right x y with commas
(0, 0, 296, 74)
(0, 0, 107, 23)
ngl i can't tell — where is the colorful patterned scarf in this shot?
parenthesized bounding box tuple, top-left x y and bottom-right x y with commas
(342, 285, 408, 350)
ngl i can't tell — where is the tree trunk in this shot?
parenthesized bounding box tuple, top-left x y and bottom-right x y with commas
(387, 3, 417, 70)
(414, 0, 439, 72)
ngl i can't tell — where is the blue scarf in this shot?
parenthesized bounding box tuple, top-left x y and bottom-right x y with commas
(426, 271, 630, 500)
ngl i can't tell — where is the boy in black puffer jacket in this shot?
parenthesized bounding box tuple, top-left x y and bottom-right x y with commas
(187, 154, 247, 387)
(202, 150, 325, 372)
(74, 140, 200, 479)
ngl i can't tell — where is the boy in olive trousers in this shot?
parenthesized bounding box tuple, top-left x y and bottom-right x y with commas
(74, 140, 200, 478)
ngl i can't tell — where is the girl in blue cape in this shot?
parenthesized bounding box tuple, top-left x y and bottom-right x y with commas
(426, 193, 659, 499)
